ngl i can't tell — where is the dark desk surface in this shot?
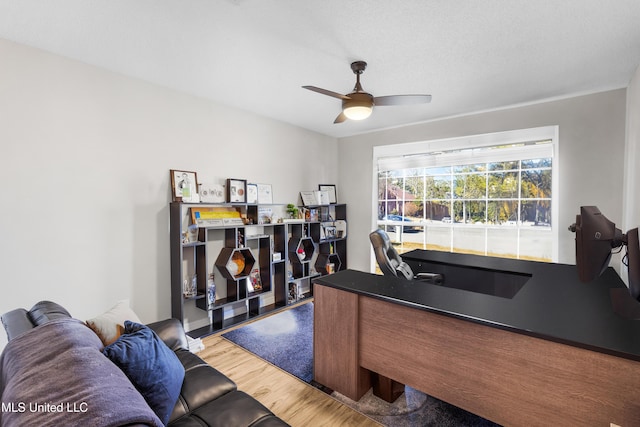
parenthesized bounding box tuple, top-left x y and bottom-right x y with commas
(314, 250, 640, 362)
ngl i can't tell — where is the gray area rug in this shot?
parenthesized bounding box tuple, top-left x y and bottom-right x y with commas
(223, 301, 500, 426)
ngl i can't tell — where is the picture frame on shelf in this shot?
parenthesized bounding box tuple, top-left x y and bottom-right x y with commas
(314, 190, 330, 205)
(257, 183, 273, 204)
(226, 178, 247, 203)
(300, 191, 317, 206)
(199, 182, 225, 203)
(170, 170, 198, 202)
(246, 184, 258, 204)
(319, 184, 337, 204)
(324, 225, 337, 239)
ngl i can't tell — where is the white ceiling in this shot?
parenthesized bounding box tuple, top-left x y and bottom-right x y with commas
(2, 0, 640, 138)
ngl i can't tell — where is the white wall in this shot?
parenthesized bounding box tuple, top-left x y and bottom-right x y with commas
(622, 65, 640, 282)
(0, 39, 338, 349)
(339, 90, 627, 273)
(624, 65, 640, 229)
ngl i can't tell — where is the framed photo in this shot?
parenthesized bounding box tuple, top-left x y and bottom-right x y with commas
(257, 183, 273, 204)
(324, 225, 337, 239)
(246, 184, 258, 204)
(319, 184, 337, 204)
(171, 170, 198, 202)
(226, 178, 247, 203)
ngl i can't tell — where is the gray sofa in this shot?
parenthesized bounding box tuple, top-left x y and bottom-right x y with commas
(0, 301, 289, 427)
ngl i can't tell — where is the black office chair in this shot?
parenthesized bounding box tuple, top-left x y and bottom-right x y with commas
(369, 229, 443, 284)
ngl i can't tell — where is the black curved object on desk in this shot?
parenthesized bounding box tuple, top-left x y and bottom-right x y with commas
(369, 229, 443, 284)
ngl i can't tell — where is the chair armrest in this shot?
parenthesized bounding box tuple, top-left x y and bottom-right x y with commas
(395, 262, 414, 280)
(28, 301, 72, 326)
(146, 318, 189, 352)
(1, 308, 34, 341)
(415, 272, 444, 285)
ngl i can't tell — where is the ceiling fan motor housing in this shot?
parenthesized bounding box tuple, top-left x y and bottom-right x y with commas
(350, 61, 367, 74)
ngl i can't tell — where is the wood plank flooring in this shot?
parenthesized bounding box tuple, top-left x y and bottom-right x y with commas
(198, 304, 380, 426)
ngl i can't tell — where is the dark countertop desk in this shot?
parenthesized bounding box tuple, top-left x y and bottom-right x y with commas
(312, 250, 640, 426)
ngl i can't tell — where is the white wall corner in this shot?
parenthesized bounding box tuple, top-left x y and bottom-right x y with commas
(621, 64, 640, 284)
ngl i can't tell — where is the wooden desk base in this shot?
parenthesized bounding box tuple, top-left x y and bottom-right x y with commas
(313, 284, 640, 426)
(371, 374, 404, 403)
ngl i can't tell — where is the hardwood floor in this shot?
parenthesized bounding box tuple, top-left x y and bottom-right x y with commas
(198, 305, 380, 426)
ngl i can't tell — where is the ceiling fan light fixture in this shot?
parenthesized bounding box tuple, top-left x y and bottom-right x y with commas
(343, 105, 372, 120)
(342, 93, 373, 120)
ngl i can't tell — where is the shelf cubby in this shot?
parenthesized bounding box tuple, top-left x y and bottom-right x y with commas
(288, 236, 315, 263)
(315, 252, 342, 275)
(215, 247, 255, 280)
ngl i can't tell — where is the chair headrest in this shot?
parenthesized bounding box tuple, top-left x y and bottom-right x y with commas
(369, 228, 391, 249)
(370, 229, 402, 277)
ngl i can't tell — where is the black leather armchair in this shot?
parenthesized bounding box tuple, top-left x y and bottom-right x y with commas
(369, 229, 443, 284)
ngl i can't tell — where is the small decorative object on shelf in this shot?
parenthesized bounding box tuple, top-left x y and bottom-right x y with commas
(297, 247, 305, 261)
(183, 275, 197, 298)
(288, 282, 302, 303)
(327, 263, 335, 274)
(305, 208, 319, 222)
(187, 224, 199, 243)
(335, 219, 347, 238)
(207, 274, 216, 307)
(249, 268, 262, 292)
(226, 252, 245, 277)
(286, 204, 299, 219)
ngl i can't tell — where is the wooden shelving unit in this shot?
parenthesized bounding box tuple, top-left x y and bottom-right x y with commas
(170, 202, 347, 337)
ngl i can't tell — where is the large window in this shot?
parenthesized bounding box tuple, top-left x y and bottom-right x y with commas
(373, 127, 558, 264)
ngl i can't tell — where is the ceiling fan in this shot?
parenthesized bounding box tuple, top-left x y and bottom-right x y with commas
(302, 61, 432, 124)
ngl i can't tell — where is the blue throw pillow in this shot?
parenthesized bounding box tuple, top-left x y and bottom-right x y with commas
(103, 321, 185, 425)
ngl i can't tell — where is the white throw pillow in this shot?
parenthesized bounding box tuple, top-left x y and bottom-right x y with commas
(86, 300, 142, 346)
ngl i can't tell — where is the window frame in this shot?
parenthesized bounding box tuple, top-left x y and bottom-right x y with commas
(371, 126, 559, 272)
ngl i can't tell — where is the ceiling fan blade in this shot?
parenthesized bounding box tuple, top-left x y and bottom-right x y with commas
(334, 112, 348, 124)
(373, 94, 432, 106)
(302, 85, 351, 100)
